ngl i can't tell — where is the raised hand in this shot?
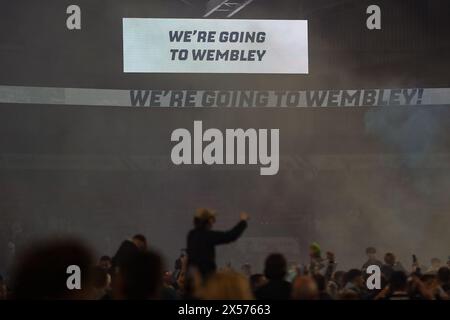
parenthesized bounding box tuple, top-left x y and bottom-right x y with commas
(240, 212, 249, 221)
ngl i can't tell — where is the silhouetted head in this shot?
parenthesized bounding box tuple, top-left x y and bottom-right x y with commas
(384, 252, 396, 266)
(292, 276, 319, 300)
(332, 270, 346, 288)
(264, 253, 287, 281)
(200, 271, 254, 300)
(309, 242, 321, 259)
(345, 269, 364, 288)
(11, 238, 94, 300)
(193, 208, 216, 230)
(132, 234, 147, 251)
(99, 255, 112, 270)
(366, 247, 377, 259)
(115, 250, 163, 300)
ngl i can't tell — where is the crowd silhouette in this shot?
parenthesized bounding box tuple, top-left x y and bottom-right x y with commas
(1, 208, 449, 300)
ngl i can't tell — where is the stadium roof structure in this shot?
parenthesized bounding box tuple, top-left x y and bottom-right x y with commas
(204, 0, 255, 17)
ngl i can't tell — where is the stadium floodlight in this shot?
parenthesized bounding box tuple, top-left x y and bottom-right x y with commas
(204, 0, 254, 18)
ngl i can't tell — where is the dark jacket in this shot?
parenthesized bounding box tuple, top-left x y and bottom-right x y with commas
(255, 280, 292, 300)
(187, 220, 247, 278)
(112, 240, 139, 270)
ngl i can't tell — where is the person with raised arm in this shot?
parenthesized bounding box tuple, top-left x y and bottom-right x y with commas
(186, 208, 248, 280)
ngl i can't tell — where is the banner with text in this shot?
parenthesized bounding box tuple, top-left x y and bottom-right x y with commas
(123, 18, 309, 74)
(3, 86, 450, 108)
(127, 88, 427, 108)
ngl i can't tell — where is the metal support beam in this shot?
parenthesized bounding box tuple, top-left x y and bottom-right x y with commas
(204, 0, 254, 18)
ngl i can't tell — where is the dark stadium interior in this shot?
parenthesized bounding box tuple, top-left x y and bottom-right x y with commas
(1, 0, 450, 275)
